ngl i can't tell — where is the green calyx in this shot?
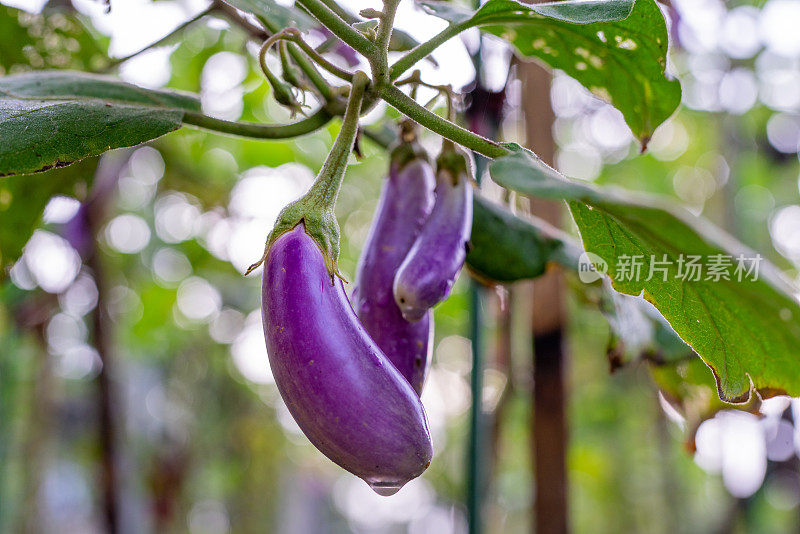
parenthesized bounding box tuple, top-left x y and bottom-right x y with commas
(268, 198, 341, 277)
(389, 120, 429, 171)
(435, 139, 471, 186)
(256, 71, 371, 281)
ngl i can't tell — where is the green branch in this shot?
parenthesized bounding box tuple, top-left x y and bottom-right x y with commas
(182, 109, 332, 139)
(371, 0, 401, 84)
(311, 71, 370, 207)
(378, 85, 507, 158)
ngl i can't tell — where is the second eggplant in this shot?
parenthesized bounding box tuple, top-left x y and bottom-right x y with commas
(354, 135, 436, 394)
(393, 142, 473, 322)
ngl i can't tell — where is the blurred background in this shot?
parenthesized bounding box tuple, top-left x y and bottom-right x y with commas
(1, 0, 800, 532)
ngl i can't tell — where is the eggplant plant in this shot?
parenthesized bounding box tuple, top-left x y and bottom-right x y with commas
(2, 0, 800, 518)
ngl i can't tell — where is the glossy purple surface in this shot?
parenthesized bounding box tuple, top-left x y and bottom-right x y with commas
(354, 159, 436, 394)
(393, 168, 473, 322)
(262, 225, 433, 495)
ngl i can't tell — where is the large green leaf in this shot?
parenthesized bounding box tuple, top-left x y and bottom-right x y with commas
(491, 147, 800, 402)
(0, 71, 200, 177)
(421, 0, 680, 146)
(467, 193, 575, 282)
(421, 0, 634, 25)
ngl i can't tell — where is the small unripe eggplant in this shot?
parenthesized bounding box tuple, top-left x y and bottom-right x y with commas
(393, 143, 473, 322)
(262, 224, 433, 495)
(354, 141, 436, 395)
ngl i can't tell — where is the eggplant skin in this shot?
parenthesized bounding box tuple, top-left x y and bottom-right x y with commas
(354, 159, 435, 395)
(262, 224, 433, 495)
(393, 167, 473, 322)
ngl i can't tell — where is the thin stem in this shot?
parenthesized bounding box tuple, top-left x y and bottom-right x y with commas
(372, 0, 401, 84)
(103, 5, 214, 70)
(279, 40, 309, 90)
(259, 32, 290, 87)
(309, 71, 370, 205)
(379, 85, 507, 158)
(183, 109, 332, 138)
(295, 0, 377, 57)
(390, 21, 469, 80)
(286, 30, 354, 82)
(246, 72, 370, 277)
(467, 282, 486, 534)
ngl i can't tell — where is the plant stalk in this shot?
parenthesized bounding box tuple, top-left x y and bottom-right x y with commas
(372, 0, 401, 84)
(308, 71, 369, 206)
(468, 282, 486, 534)
(287, 31, 355, 82)
(379, 85, 507, 158)
(248, 72, 370, 277)
(182, 109, 333, 138)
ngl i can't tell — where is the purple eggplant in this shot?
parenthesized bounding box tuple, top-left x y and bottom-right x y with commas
(393, 143, 473, 322)
(354, 141, 436, 395)
(262, 224, 433, 495)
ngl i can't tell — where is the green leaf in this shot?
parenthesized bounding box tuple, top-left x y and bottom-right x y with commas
(421, 0, 680, 146)
(0, 71, 200, 177)
(491, 148, 800, 403)
(422, 0, 634, 25)
(467, 193, 575, 282)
